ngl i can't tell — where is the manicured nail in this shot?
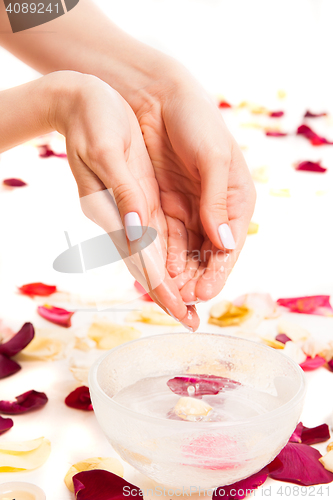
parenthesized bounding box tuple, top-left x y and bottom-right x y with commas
(166, 308, 180, 322)
(181, 322, 194, 332)
(184, 301, 198, 306)
(218, 223, 236, 250)
(124, 212, 143, 241)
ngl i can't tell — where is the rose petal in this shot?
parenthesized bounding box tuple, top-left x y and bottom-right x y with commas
(208, 301, 252, 327)
(20, 336, 63, 361)
(275, 334, 291, 344)
(251, 166, 270, 183)
(37, 305, 74, 327)
(65, 457, 124, 493)
(247, 221, 259, 234)
(182, 434, 241, 470)
(269, 188, 291, 197)
(295, 161, 327, 173)
(88, 321, 141, 349)
(0, 415, 14, 435)
(167, 375, 240, 397)
(38, 144, 67, 158)
(327, 359, 333, 372)
(18, 282, 57, 297)
(3, 178, 27, 187)
(282, 342, 307, 364)
(319, 450, 333, 472)
(289, 422, 330, 445)
(277, 295, 333, 316)
(277, 319, 310, 341)
(126, 306, 179, 326)
(299, 355, 326, 371)
(134, 280, 153, 301)
(0, 436, 51, 472)
(269, 442, 333, 485)
(218, 100, 232, 108)
(261, 337, 285, 349)
(302, 338, 328, 358)
(0, 322, 34, 357)
(233, 293, 278, 319)
(269, 111, 284, 117)
(212, 471, 268, 500)
(65, 386, 93, 411)
(265, 131, 288, 137)
(297, 124, 333, 146)
(304, 111, 327, 118)
(0, 390, 48, 415)
(73, 470, 142, 500)
(173, 397, 212, 421)
(0, 353, 21, 379)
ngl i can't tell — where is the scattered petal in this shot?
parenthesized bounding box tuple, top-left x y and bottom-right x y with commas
(73, 470, 142, 500)
(167, 375, 240, 397)
(265, 130, 288, 137)
(302, 338, 328, 359)
(297, 124, 333, 146)
(126, 306, 179, 326)
(88, 321, 141, 349)
(212, 471, 268, 500)
(134, 280, 153, 301)
(269, 111, 284, 117)
(173, 397, 212, 421)
(275, 334, 291, 344)
(295, 161, 327, 173)
(0, 436, 51, 472)
(251, 166, 270, 183)
(74, 333, 96, 352)
(269, 188, 291, 197)
(0, 322, 34, 357)
(233, 293, 279, 319)
(269, 442, 333, 485)
(65, 386, 93, 411)
(38, 144, 67, 158)
(328, 359, 333, 372)
(18, 282, 57, 297)
(327, 442, 333, 452)
(208, 301, 252, 327)
(282, 342, 307, 364)
(277, 90, 287, 99)
(289, 422, 330, 445)
(0, 353, 21, 379)
(69, 359, 90, 385)
(304, 111, 327, 118)
(37, 305, 74, 327)
(218, 100, 232, 108)
(319, 450, 333, 473)
(261, 336, 285, 349)
(247, 221, 259, 234)
(3, 178, 27, 187)
(65, 457, 124, 492)
(277, 319, 310, 341)
(19, 336, 63, 361)
(0, 390, 48, 415)
(277, 295, 333, 316)
(0, 416, 13, 435)
(300, 355, 326, 371)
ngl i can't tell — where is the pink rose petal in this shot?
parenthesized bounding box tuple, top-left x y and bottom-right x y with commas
(275, 334, 291, 344)
(38, 144, 67, 158)
(0, 415, 14, 435)
(295, 161, 327, 173)
(3, 178, 27, 187)
(182, 434, 241, 470)
(218, 100, 232, 108)
(277, 295, 333, 316)
(269, 443, 333, 485)
(297, 124, 333, 146)
(167, 374, 240, 397)
(0, 390, 48, 415)
(265, 131, 288, 137)
(0, 354, 21, 379)
(299, 355, 326, 371)
(212, 471, 268, 500)
(269, 111, 284, 117)
(327, 359, 333, 372)
(304, 111, 327, 118)
(37, 305, 74, 327)
(134, 280, 153, 302)
(73, 469, 142, 500)
(0, 322, 34, 357)
(18, 282, 57, 297)
(289, 422, 330, 445)
(65, 386, 93, 411)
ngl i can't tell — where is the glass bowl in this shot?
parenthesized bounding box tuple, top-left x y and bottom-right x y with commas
(89, 332, 306, 489)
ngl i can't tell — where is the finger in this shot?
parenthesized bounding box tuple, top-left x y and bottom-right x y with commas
(165, 216, 188, 278)
(179, 261, 206, 305)
(173, 251, 200, 293)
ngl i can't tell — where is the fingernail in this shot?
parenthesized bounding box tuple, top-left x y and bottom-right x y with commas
(166, 308, 180, 322)
(218, 223, 236, 250)
(184, 300, 199, 306)
(181, 322, 194, 332)
(124, 212, 143, 241)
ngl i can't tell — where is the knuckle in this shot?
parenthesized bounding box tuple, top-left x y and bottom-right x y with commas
(112, 182, 135, 208)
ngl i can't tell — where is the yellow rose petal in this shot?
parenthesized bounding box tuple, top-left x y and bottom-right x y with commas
(327, 442, 333, 452)
(64, 457, 124, 492)
(277, 320, 310, 342)
(209, 301, 251, 327)
(277, 90, 287, 99)
(247, 222, 259, 235)
(319, 450, 333, 472)
(0, 437, 51, 472)
(251, 166, 270, 183)
(20, 337, 63, 361)
(270, 188, 291, 197)
(88, 321, 141, 349)
(174, 397, 212, 422)
(260, 336, 285, 349)
(126, 306, 179, 326)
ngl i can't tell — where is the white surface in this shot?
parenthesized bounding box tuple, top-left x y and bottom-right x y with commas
(1, 0, 333, 499)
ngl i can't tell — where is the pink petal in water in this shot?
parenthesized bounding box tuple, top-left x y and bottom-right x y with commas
(0, 390, 48, 415)
(37, 305, 74, 327)
(167, 374, 240, 397)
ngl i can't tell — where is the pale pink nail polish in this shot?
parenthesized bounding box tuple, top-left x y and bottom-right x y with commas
(218, 223, 236, 249)
(124, 212, 142, 241)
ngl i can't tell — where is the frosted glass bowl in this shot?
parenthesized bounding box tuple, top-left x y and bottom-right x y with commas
(89, 332, 306, 489)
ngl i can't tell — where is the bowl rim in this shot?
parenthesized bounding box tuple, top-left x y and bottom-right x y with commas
(89, 331, 306, 429)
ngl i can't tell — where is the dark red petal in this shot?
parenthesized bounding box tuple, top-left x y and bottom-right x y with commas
(0, 322, 34, 357)
(0, 390, 48, 415)
(277, 295, 333, 315)
(295, 161, 327, 173)
(18, 282, 57, 297)
(275, 334, 291, 344)
(38, 144, 67, 158)
(327, 359, 333, 372)
(134, 280, 153, 302)
(300, 355, 326, 371)
(269, 111, 284, 117)
(0, 354, 21, 379)
(297, 124, 333, 146)
(3, 178, 27, 187)
(289, 422, 330, 445)
(167, 374, 240, 397)
(218, 100, 232, 108)
(269, 443, 333, 485)
(74, 469, 142, 500)
(265, 131, 288, 137)
(304, 111, 327, 118)
(212, 471, 268, 500)
(65, 386, 93, 411)
(37, 305, 74, 327)
(0, 415, 14, 435)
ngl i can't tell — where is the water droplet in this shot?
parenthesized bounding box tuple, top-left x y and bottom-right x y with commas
(187, 385, 195, 397)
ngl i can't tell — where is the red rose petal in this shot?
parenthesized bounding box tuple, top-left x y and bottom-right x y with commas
(269, 111, 284, 117)
(0, 322, 34, 357)
(304, 111, 327, 118)
(0, 415, 14, 435)
(299, 355, 326, 371)
(297, 124, 333, 146)
(277, 295, 333, 316)
(275, 334, 291, 344)
(265, 131, 288, 137)
(3, 178, 27, 187)
(269, 442, 333, 485)
(218, 100, 232, 109)
(167, 374, 240, 397)
(289, 422, 330, 445)
(65, 386, 93, 411)
(0, 354, 21, 379)
(73, 469, 142, 500)
(327, 359, 333, 372)
(0, 390, 48, 415)
(212, 471, 268, 500)
(38, 144, 67, 158)
(134, 280, 153, 302)
(18, 282, 57, 297)
(295, 161, 327, 173)
(37, 305, 74, 327)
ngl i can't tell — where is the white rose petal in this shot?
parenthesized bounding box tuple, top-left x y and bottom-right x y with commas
(174, 397, 212, 422)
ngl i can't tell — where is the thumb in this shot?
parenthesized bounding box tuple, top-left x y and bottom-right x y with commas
(199, 154, 236, 251)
